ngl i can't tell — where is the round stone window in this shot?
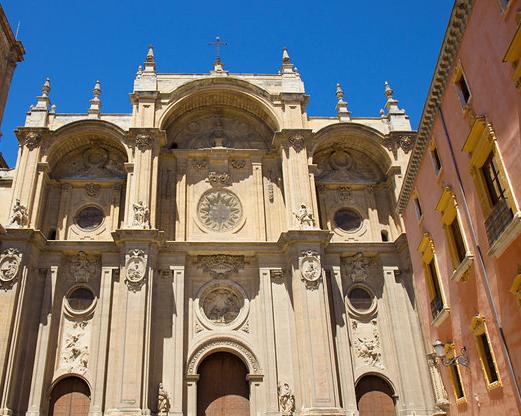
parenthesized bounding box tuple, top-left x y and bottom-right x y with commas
(197, 190, 243, 233)
(67, 287, 95, 312)
(348, 287, 373, 312)
(75, 206, 104, 231)
(201, 286, 245, 325)
(334, 208, 362, 232)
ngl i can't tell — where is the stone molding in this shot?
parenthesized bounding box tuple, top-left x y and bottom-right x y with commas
(397, 0, 473, 213)
(186, 336, 262, 376)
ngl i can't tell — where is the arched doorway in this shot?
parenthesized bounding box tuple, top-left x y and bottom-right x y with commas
(197, 351, 250, 416)
(356, 375, 396, 416)
(49, 376, 90, 416)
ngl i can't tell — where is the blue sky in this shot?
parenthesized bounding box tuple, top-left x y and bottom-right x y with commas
(1, 0, 453, 167)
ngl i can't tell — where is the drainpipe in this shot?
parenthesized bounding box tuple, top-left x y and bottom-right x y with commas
(438, 106, 521, 408)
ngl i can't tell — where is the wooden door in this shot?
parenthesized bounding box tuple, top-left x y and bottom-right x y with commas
(356, 375, 396, 416)
(49, 377, 90, 416)
(197, 352, 250, 416)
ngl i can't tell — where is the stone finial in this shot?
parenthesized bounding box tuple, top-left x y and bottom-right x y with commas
(281, 47, 296, 75)
(383, 80, 405, 115)
(33, 77, 51, 111)
(336, 82, 351, 122)
(144, 45, 156, 72)
(41, 78, 50, 98)
(88, 80, 102, 117)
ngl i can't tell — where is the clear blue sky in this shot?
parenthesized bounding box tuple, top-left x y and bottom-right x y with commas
(1, 0, 453, 167)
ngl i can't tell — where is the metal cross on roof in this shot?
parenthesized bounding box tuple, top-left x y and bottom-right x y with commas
(208, 35, 227, 64)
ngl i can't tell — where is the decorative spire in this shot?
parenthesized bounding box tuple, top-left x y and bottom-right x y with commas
(383, 81, 405, 115)
(208, 36, 227, 73)
(144, 45, 156, 72)
(281, 47, 296, 75)
(88, 80, 101, 117)
(335, 82, 350, 122)
(33, 77, 51, 111)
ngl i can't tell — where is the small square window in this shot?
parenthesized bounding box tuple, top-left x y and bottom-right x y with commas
(455, 73, 471, 107)
(431, 146, 442, 176)
(414, 196, 423, 220)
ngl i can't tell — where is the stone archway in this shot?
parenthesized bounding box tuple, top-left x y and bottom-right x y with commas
(197, 352, 250, 416)
(356, 375, 396, 416)
(49, 376, 91, 416)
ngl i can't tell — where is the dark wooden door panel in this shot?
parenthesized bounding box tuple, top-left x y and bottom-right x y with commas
(50, 377, 90, 416)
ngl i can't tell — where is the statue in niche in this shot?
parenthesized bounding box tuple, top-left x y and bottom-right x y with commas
(8, 199, 28, 227)
(294, 204, 315, 229)
(157, 383, 170, 415)
(132, 201, 150, 228)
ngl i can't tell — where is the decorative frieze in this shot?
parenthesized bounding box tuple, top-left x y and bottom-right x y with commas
(0, 248, 22, 289)
(8, 199, 28, 228)
(196, 254, 245, 279)
(278, 382, 296, 415)
(191, 159, 208, 170)
(299, 250, 322, 290)
(125, 249, 147, 291)
(230, 159, 246, 169)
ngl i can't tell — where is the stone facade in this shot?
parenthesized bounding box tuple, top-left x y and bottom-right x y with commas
(0, 47, 440, 415)
(0, 5, 24, 138)
(400, 0, 521, 414)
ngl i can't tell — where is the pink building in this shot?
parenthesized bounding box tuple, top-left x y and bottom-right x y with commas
(400, 0, 521, 414)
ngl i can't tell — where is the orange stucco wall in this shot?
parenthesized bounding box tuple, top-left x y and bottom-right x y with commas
(403, 0, 521, 414)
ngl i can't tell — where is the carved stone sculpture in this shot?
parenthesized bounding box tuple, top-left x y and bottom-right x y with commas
(0, 248, 22, 288)
(202, 287, 243, 325)
(278, 382, 296, 415)
(294, 203, 315, 229)
(70, 251, 98, 283)
(62, 320, 89, 374)
(196, 254, 245, 279)
(135, 134, 152, 151)
(288, 135, 305, 152)
(132, 201, 150, 228)
(8, 199, 28, 228)
(23, 131, 41, 150)
(85, 183, 100, 198)
(343, 252, 372, 283)
(299, 250, 322, 290)
(352, 319, 383, 369)
(231, 159, 246, 169)
(125, 249, 147, 291)
(197, 190, 242, 233)
(158, 383, 171, 416)
(208, 171, 231, 187)
(192, 159, 208, 170)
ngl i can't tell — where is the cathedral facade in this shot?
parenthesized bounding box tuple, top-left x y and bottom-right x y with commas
(0, 48, 443, 415)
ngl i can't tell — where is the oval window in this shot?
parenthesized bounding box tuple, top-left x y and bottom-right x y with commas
(67, 287, 95, 312)
(334, 208, 362, 232)
(348, 287, 373, 311)
(75, 206, 104, 230)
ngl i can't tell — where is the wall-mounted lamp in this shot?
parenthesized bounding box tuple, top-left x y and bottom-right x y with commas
(432, 339, 469, 367)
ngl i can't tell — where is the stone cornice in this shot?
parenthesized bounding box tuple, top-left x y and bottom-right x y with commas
(0, 5, 24, 63)
(397, 0, 473, 214)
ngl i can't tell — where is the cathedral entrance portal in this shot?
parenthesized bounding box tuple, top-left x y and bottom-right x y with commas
(49, 376, 90, 416)
(197, 352, 250, 416)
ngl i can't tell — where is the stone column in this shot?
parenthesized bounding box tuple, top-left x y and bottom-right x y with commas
(29, 162, 49, 229)
(252, 156, 267, 241)
(174, 157, 187, 241)
(279, 230, 344, 416)
(186, 375, 199, 416)
(25, 266, 57, 415)
(56, 183, 72, 239)
(89, 263, 117, 416)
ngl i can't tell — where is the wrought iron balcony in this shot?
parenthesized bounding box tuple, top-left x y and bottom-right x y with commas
(485, 199, 513, 246)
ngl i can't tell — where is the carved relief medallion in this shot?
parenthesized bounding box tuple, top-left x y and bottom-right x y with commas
(201, 286, 244, 325)
(197, 190, 242, 233)
(125, 249, 147, 290)
(0, 248, 22, 287)
(69, 251, 99, 283)
(196, 254, 245, 279)
(299, 250, 322, 290)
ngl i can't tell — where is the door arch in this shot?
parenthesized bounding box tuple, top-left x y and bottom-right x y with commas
(49, 376, 90, 416)
(197, 351, 250, 416)
(356, 375, 396, 416)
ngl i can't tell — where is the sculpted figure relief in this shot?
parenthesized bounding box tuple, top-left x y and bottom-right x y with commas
(157, 383, 171, 415)
(8, 199, 28, 228)
(278, 382, 296, 415)
(343, 252, 372, 283)
(70, 251, 98, 283)
(0, 248, 22, 286)
(202, 287, 243, 325)
(294, 204, 315, 229)
(132, 201, 150, 228)
(300, 250, 322, 290)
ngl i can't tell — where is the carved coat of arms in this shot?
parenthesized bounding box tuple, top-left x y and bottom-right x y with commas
(299, 250, 322, 290)
(125, 249, 147, 290)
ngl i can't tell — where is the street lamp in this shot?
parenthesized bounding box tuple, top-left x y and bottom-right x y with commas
(432, 339, 469, 367)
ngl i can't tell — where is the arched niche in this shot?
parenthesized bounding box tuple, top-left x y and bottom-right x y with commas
(355, 374, 396, 416)
(48, 376, 91, 416)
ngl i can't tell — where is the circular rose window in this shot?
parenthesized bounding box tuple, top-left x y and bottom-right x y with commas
(197, 190, 243, 232)
(67, 287, 95, 312)
(75, 206, 104, 230)
(201, 287, 244, 325)
(348, 287, 373, 312)
(334, 208, 362, 232)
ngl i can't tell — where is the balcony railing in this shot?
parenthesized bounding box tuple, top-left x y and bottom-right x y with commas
(431, 296, 444, 320)
(485, 199, 513, 246)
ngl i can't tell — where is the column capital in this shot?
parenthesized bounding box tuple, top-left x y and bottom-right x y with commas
(272, 129, 314, 152)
